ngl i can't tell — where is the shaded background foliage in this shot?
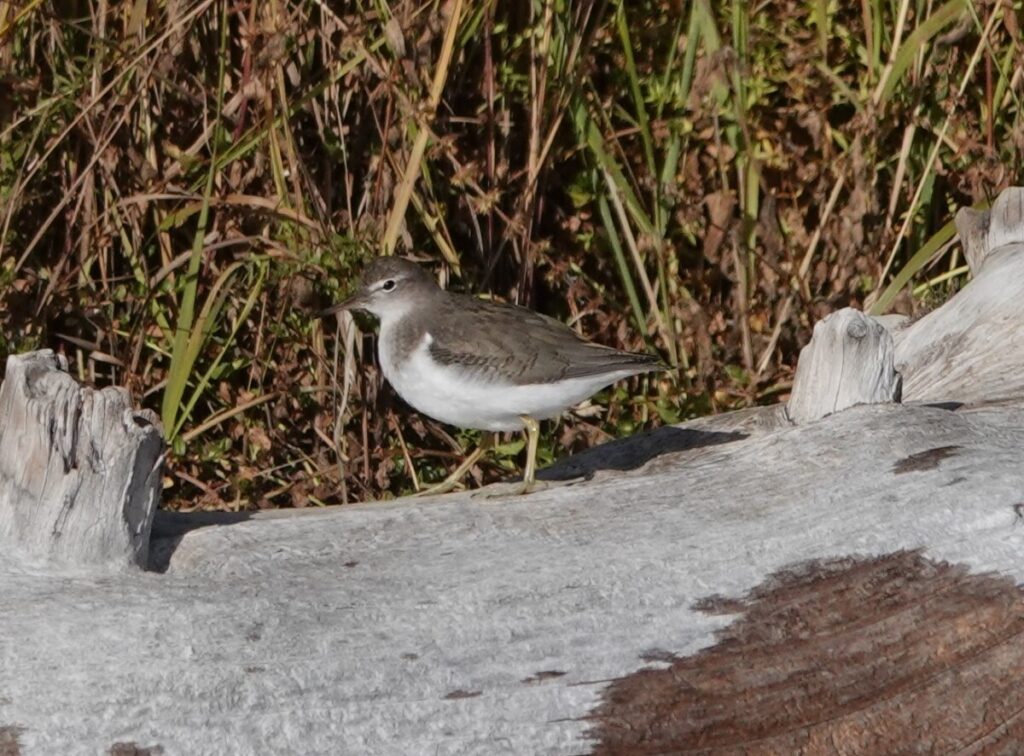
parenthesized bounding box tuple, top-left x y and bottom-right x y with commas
(0, 0, 1020, 508)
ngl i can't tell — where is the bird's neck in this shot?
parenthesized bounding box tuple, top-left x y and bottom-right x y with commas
(376, 306, 433, 381)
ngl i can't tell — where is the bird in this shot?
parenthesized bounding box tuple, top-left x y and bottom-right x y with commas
(322, 256, 665, 495)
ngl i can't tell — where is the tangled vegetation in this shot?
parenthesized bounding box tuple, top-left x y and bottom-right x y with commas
(1, 0, 1020, 508)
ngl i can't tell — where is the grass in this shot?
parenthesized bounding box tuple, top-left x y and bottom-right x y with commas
(0, 0, 1021, 508)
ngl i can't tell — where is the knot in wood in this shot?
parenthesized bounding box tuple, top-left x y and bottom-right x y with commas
(846, 319, 868, 339)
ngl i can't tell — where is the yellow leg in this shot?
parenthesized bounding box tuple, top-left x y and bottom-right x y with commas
(472, 418, 551, 499)
(416, 433, 492, 497)
(519, 415, 541, 494)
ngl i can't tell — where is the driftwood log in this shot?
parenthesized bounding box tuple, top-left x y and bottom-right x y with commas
(4, 189, 1024, 754)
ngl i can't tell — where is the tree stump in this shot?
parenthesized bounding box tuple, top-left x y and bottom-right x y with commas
(0, 350, 164, 569)
(786, 308, 902, 424)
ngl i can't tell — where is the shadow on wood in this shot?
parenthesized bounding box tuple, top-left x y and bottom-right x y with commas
(540, 426, 747, 481)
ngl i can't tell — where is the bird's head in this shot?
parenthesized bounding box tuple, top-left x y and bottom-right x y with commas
(320, 257, 439, 325)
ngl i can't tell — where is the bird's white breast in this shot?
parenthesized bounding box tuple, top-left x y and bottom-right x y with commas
(377, 331, 633, 432)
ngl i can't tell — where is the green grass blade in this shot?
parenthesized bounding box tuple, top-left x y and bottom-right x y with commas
(160, 0, 229, 436)
(615, 4, 656, 179)
(172, 261, 267, 441)
(869, 218, 958, 315)
(597, 192, 647, 338)
(878, 0, 967, 105)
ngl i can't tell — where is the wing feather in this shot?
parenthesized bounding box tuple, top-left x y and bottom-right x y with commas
(427, 293, 663, 385)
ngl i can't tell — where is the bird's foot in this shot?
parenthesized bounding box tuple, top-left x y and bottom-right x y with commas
(414, 445, 488, 497)
(414, 479, 466, 497)
(471, 479, 553, 500)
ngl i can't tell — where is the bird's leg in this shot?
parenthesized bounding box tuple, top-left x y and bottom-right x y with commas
(416, 432, 493, 497)
(472, 417, 553, 499)
(518, 415, 541, 495)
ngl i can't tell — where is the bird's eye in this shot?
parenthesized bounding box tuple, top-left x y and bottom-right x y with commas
(381, 279, 397, 292)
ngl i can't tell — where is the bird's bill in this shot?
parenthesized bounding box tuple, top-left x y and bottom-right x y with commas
(319, 291, 368, 317)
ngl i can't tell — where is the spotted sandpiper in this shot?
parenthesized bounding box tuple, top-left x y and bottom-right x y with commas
(322, 257, 665, 494)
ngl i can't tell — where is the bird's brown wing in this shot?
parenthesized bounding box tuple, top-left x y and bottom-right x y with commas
(427, 293, 664, 385)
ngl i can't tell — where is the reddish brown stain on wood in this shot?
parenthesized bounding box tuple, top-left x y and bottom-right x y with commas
(108, 742, 164, 755)
(590, 551, 1024, 754)
(892, 445, 961, 473)
(690, 594, 746, 615)
(521, 670, 567, 684)
(0, 726, 22, 756)
(443, 689, 482, 700)
(638, 649, 679, 664)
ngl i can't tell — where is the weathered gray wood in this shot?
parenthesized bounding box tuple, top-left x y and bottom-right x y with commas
(954, 189, 1024, 274)
(894, 187, 1024, 403)
(7, 188, 1024, 752)
(786, 307, 902, 423)
(4, 400, 1024, 754)
(984, 185, 1024, 255)
(0, 350, 164, 569)
(954, 206, 989, 274)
